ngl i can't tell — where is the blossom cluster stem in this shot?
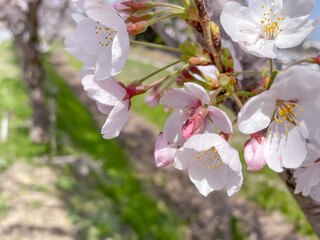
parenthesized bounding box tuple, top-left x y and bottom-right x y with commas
(194, 0, 224, 73)
(232, 92, 243, 108)
(145, 64, 189, 90)
(153, 2, 185, 11)
(136, 60, 183, 84)
(130, 40, 182, 52)
(282, 59, 307, 71)
(209, 86, 223, 105)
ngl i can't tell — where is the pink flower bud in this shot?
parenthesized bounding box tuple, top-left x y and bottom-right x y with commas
(154, 133, 177, 167)
(127, 21, 148, 35)
(244, 132, 267, 172)
(182, 107, 208, 139)
(113, 0, 154, 15)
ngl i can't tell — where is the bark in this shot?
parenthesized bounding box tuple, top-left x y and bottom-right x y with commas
(280, 169, 320, 236)
(13, 0, 49, 143)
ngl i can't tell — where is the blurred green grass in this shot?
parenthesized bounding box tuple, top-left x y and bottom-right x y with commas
(67, 47, 316, 237)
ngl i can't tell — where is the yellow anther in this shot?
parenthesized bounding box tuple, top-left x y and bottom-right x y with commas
(283, 117, 287, 120)
(209, 166, 212, 169)
(209, 158, 212, 161)
(287, 124, 290, 127)
(204, 162, 206, 165)
(275, 119, 279, 122)
(295, 104, 298, 108)
(280, 120, 284, 123)
(287, 104, 291, 108)
(290, 119, 293, 122)
(262, 5, 264, 8)
(188, 111, 191, 114)
(261, 20, 264, 23)
(197, 156, 200, 159)
(282, 18, 284, 20)
(220, 162, 222, 165)
(198, 152, 200, 154)
(294, 114, 297, 117)
(277, 134, 279, 138)
(286, 131, 289, 135)
(214, 166, 217, 170)
(302, 110, 305, 113)
(281, 12, 283, 15)
(270, 8, 272, 11)
(296, 122, 300, 126)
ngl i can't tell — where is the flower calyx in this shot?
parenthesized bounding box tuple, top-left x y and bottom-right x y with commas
(218, 73, 236, 94)
(124, 80, 147, 100)
(306, 55, 320, 65)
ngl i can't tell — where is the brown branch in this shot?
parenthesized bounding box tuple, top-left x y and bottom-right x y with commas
(194, 0, 224, 72)
(280, 169, 320, 237)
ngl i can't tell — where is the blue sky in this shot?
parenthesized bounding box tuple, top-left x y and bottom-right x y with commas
(309, 1, 320, 41)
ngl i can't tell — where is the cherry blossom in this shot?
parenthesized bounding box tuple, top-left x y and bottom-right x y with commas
(65, 0, 130, 80)
(82, 73, 130, 139)
(174, 133, 243, 196)
(294, 144, 320, 201)
(221, 0, 320, 58)
(238, 66, 320, 172)
(159, 82, 233, 145)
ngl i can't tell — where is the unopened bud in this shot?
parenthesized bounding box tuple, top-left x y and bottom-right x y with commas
(126, 13, 153, 23)
(182, 107, 208, 139)
(187, 2, 199, 21)
(306, 55, 320, 65)
(244, 132, 266, 172)
(222, 47, 234, 72)
(113, 0, 155, 15)
(210, 22, 220, 38)
(127, 21, 148, 35)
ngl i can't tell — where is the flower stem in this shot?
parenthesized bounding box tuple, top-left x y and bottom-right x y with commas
(153, 2, 185, 11)
(136, 60, 184, 84)
(232, 92, 243, 108)
(234, 71, 261, 77)
(147, 13, 183, 26)
(209, 86, 223, 105)
(130, 40, 182, 52)
(145, 64, 189, 90)
(270, 58, 274, 74)
(282, 59, 306, 71)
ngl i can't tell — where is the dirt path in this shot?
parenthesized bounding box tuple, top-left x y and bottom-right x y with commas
(50, 51, 310, 240)
(0, 163, 75, 240)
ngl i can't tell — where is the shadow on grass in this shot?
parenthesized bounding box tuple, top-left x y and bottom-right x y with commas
(44, 60, 185, 240)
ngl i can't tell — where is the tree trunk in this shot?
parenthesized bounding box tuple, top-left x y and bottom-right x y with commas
(13, 0, 49, 143)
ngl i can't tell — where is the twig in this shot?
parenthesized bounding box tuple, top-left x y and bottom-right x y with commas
(194, 0, 224, 72)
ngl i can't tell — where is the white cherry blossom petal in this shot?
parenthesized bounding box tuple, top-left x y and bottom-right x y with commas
(183, 133, 226, 152)
(270, 66, 320, 101)
(226, 169, 243, 196)
(207, 106, 233, 134)
(275, 18, 320, 49)
(238, 91, 277, 134)
(188, 158, 227, 196)
(174, 148, 193, 170)
(163, 110, 187, 146)
(184, 82, 210, 105)
(239, 39, 277, 59)
(220, 2, 260, 42)
(160, 88, 198, 108)
(101, 101, 129, 139)
(154, 133, 177, 168)
(264, 121, 307, 172)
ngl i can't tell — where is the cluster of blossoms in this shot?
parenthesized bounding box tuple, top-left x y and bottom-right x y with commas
(65, 0, 320, 200)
